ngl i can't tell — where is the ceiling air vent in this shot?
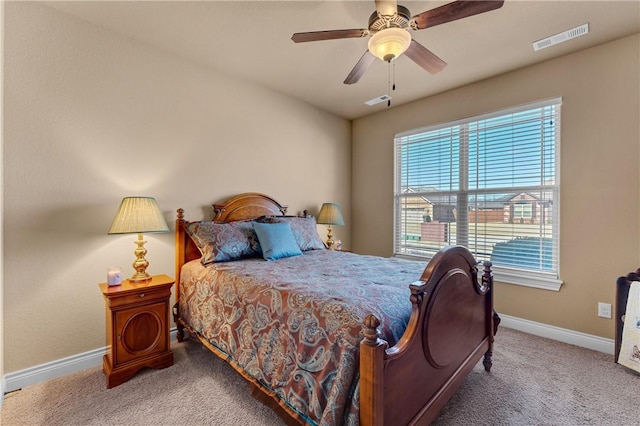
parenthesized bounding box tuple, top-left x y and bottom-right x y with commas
(532, 23, 589, 51)
(365, 95, 391, 106)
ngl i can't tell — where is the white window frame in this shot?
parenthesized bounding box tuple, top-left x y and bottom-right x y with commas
(394, 98, 563, 291)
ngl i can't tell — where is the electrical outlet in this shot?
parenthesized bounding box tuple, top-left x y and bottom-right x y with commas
(598, 302, 612, 319)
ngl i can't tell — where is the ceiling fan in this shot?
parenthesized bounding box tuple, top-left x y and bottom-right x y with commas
(291, 0, 505, 85)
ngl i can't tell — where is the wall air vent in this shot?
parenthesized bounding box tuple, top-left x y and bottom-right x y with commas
(532, 23, 589, 51)
(365, 95, 391, 106)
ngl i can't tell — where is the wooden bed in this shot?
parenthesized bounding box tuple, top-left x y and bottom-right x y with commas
(174, 192, 500, 425)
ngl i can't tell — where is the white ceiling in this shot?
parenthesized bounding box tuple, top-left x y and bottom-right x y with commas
(45, 1, 640, 120)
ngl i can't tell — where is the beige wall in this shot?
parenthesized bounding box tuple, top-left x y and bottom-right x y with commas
(2, 3, 351, 372)
(352, 34, 640, 339)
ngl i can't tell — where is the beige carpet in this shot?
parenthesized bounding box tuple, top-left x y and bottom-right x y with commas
(2, 327, 639, 425)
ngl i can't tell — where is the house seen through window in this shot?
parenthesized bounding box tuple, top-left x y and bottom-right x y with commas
(394, 98, 561, 290)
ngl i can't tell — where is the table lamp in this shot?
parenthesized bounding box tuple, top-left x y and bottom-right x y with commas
(316, 202, 344, 250)
(108, 197, 169, 282)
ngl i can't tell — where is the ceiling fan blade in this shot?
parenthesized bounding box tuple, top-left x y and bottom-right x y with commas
(404, 40, 447, 74)
(411, 0, 504, 30)
(344, 51, 376, 85)
(291, 29, 368, 43)
(375, 0, 397, 16)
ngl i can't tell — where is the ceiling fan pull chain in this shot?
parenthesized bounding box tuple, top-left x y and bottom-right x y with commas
(392, 60, 396, 91)
(387, 61, 392, 107)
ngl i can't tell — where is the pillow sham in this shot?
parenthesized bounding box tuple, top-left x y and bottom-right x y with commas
(185, 220, 261, 265)
(258, 216, 326, 251)
(252, 221, 303, 261)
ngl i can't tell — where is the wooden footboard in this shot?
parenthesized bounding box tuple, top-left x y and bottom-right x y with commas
(360, 246, 497, 425)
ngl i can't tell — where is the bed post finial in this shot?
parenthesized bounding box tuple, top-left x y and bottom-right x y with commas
(177, 208, 185, 222)
(363, 314, 381, 346)
(482, 261, 493, 289)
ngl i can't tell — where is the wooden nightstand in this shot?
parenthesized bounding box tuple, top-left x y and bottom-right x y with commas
(99, 274, 174, 388)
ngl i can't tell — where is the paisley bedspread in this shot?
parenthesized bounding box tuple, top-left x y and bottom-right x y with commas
(179, 250, 427, 425)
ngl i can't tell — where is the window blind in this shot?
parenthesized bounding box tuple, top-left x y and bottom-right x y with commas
(394, 98, 561, 284)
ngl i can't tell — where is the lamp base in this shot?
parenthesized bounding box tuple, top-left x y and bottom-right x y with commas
(128, 271, 151, 282)
(129, 233, 151, 282)
(326, 225, 335, 250)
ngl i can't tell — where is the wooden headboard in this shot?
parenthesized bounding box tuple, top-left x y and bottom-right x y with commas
(212, 192, 288, 221)
(174, 192, 289, 299)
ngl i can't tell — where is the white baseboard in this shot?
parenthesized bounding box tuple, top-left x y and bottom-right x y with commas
(2, 328, 178, 394)
(2, 320, 614, 394)
(499, 314, 614, 355)
(3, 346, 106, 393)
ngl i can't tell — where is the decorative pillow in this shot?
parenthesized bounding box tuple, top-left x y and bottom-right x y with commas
(185, 220, 261, 265)
(258, 216, 326, 251)
(252, 222, 303, 261)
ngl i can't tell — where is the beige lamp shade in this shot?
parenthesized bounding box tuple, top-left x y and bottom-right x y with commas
(316, 203, 345, 226)
(108, 197, 169, 282)
(108, 197, 169, 235)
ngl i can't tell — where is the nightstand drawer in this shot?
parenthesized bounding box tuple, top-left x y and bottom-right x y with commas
(107, 286, 171, 309)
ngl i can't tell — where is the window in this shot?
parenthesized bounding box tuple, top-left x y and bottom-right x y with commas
(513, 203, 532, 220)
(394, 98, 561, 290)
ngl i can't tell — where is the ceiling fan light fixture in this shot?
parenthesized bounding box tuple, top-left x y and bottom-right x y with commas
(368, 27, 411, 62)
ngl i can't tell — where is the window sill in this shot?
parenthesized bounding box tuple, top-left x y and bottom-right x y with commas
(492, 266, 562, 291)
(394, 254, 563, 291)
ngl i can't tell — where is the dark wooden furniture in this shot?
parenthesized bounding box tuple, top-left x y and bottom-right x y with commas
(99, 274, 174, 388)
(615, 268, 639, 363)
(174, 192, 499, 425)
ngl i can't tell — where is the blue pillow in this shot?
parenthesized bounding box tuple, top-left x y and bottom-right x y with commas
(253, 222, 303, 261)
